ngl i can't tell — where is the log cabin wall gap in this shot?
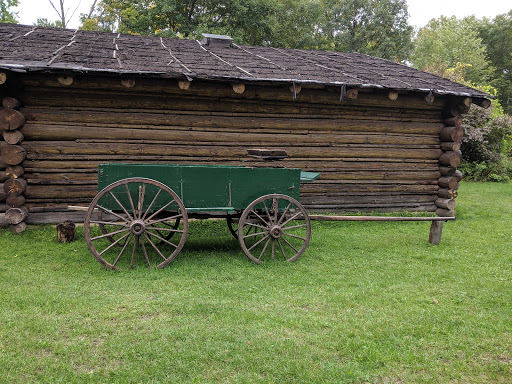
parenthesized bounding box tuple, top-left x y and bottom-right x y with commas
(0, 24, 491, 227)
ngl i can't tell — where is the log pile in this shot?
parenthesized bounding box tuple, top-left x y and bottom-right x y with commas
(0, 97, 28, 232)
(435, 99, 471, 217)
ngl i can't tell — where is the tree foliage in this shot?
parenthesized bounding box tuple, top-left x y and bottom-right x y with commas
(80, 0, 412, 60)
(319, 0, 413, 61)
(478, 11, 512, 115)
(411, 16, 494, 85)
(0, 0, 18, 23)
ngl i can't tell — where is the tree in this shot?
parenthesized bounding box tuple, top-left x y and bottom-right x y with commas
(319, 0, 413, 61)
(478, 11, 512, 114)
(47, 0, 83, 28)
(411, 16, 494, 85)
(0, 0, 19, 23)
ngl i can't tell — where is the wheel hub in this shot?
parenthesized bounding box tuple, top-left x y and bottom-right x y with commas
(130, 220, 146, 235)
(269, 225, 282, 239)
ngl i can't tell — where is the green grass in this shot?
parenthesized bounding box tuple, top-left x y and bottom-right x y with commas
(0, 182, 511, 383)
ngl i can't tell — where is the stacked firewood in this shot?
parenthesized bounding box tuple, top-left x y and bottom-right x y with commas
(1, 97, 28, 232)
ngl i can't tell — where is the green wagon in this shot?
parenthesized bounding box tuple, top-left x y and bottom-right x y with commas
(84, 161, 319, 270)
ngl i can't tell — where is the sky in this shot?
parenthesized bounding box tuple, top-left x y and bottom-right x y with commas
(12, 0, 512, 30)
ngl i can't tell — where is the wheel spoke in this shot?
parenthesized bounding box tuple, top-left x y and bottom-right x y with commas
(140, 236, 150, 267)
(248, 234, 270, 252)
(263, 203, 273, 225)
(282, 223, 308, 231)
(277, 239, 287, 261)
(108, 190, 134, 221)
(146, 213, 182, 226)
(145, 199, 177, 222)
(131, 236, 139, 268)
(91, 227, 129, 241)
(137, 184, 146, 219)
(96, 204, 131, 223)
(113, 234, 133, 266)
(243, 230, 267, 239)
(90, 220, 130, 227)
(250, 209, 270, 227)
(277, 203, 292, 225)
(146, 226, 184, 233)
(125, 184, 137, 219)
(144, 233, 167, 261)
(280, 236, 299, 253)
(280, 211, 302, 227)
(141, 188, 162, 221)
(243, 221, 268, 231)
(271, 239, 275, 260)
(258, 237, 271, 261)
(98, 232, 130, 257)
(282, 232, 307, 241)
(146, 230, 179, 249)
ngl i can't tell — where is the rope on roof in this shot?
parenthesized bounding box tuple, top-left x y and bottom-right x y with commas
(112, 33, 122, 69)
(47, 29, 79, 66)
(160, 38, 194, 79)
(195, 40, 253, 77)
(8, 26, 37, 42)
(270, 47, 364, 83)
(231, 43, 288, 72)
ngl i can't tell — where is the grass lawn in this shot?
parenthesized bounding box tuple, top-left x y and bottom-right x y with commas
(0, 182, 510, 383)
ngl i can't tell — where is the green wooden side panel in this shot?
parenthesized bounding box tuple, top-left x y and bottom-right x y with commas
(97, 163, 301, 211)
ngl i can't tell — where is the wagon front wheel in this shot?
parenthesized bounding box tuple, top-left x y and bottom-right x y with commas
(238, 194, 311, 263)
(84, 178, 188, 270)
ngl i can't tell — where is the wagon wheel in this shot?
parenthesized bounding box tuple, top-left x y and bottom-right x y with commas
(84, 178, 188, 270)
(98, 212, 181, 245)
(238, 194, 311, 263)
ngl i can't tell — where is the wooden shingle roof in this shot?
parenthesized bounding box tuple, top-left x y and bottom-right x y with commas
(0, 23, 490, 100)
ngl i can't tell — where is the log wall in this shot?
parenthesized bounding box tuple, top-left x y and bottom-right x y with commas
(1, 73, 460, 224)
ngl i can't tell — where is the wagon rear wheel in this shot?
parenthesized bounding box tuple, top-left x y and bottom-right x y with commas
(84, 178, 188, 270)
(238, 194, 311, 264)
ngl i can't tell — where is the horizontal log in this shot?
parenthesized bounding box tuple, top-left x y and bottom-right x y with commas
(301, 183, 439, 194)
(5, 206, 28, 224)
(1, 145, 27, 165)
(436, 208, 455, 217)
(439, 126, 463, 142)
(2, 97, 21, 109)
(443, 115, 462, 127)
(439, 151, 460, 167)
(0, 108, 25, 131)
(22, 141, 444, 161)
(438, 189, 458, 199)
(5, 165, 24, 179)
(3, 178, 27, 195)
(454, 170, 463, 181)
(22, 109, 444, 135)
(440, 141, 461, 152)
(3, 130, 24, 145)
(25, 184, 97, 199)
(0, 183, 5, 202)
(21, 90, 445, 124)
(300, 194, 437, 205)
(438, 177, 458, 189)
(23, 76, 448, 110)
(6, 194, 25, 208)
(435, 198, 456, 210)
(439, 166, 457, 176)
(473, 98, 491, 109)
(21, 123, 441, 147)
(10, 221, 27, 233)
(0, 171, 6, 182)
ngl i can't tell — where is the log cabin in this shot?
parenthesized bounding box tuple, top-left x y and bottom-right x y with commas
(0, 23, 491, 229)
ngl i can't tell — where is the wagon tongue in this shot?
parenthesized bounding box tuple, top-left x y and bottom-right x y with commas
(247, 148, 288, 161)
